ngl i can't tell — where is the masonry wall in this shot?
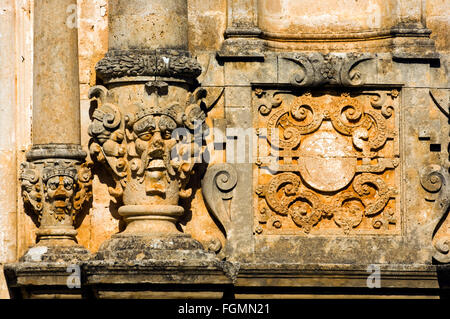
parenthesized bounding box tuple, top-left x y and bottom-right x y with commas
(0, 0, 449, 298)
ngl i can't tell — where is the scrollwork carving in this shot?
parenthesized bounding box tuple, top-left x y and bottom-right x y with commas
(283, 53, 374, 87)
(20, 162, 43, 222)
(255, 89, 399, 235)
(88, 85, 128, 201)
(257, 172, 394, 235)
(202, 163, 238, 236)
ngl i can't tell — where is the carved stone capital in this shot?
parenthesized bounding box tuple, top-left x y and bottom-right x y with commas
(88, 80, 223, 260)
(20, 144, 93, 245)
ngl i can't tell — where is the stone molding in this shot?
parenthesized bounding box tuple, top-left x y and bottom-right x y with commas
(95, 49, 202, 82)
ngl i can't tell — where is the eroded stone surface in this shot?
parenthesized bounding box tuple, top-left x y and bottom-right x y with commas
(1, 0, 450, 299)
(254, 90, 400, 236)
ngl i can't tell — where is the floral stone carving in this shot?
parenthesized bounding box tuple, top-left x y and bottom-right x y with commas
(254, 90, 400, 235)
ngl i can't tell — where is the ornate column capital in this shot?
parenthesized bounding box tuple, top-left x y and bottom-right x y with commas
(19, 144, 93, 261)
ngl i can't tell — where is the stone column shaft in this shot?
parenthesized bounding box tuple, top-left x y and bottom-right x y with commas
(17, 0, 92, 255)
(0, 0, 17, 264)
(109, 0, 188, 50)
(33, 0, 81, 145)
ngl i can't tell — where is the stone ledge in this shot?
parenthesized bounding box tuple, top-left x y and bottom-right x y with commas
(5, 261, 450, 299)
(235, 263, 440, 289)
(26, 144, 86, 162)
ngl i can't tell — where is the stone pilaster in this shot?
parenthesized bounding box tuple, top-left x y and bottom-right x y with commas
(391, 0, 439, 60)
(218, 0, 264, 59)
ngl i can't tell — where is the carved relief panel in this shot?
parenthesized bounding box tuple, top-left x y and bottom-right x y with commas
(253, 89, 401, 236)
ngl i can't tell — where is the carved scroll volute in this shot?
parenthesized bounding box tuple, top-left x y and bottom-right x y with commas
(202, 163, 238, 236)
(88, 85, 128, 201)
(283, 53, 374, 87)
(339, 53, 373, 86)
(421, 165, 450, 263)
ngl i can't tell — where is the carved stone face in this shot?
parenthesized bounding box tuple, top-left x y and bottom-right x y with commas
(133, 115, 178, 196)
(45, 176, 75, 220)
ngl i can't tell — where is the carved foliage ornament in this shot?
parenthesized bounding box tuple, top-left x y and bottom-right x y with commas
(95, 50, 203, 82)
(254, 90, 399, 235)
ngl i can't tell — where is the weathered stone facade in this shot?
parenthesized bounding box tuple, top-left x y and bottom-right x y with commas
(0, 0, 449, 299)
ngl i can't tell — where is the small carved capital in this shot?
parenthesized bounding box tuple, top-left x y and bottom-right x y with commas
(20, 150, 92, 240)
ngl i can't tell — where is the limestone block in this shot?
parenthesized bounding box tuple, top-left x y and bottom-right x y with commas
(278, 52, 377, 87)
(188, 0, 227, 52)
(196, 53, 225, 87)
(224, 53, 277, 85)
(78, 0, 108, 86)
(225, 86, 252, 108)
(377, 53, 432, 86)
(426, 0, 450, 51)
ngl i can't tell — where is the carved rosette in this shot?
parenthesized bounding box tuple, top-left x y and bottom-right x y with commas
(254, 90, 400, 235)
(20, 145, 93, 243)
